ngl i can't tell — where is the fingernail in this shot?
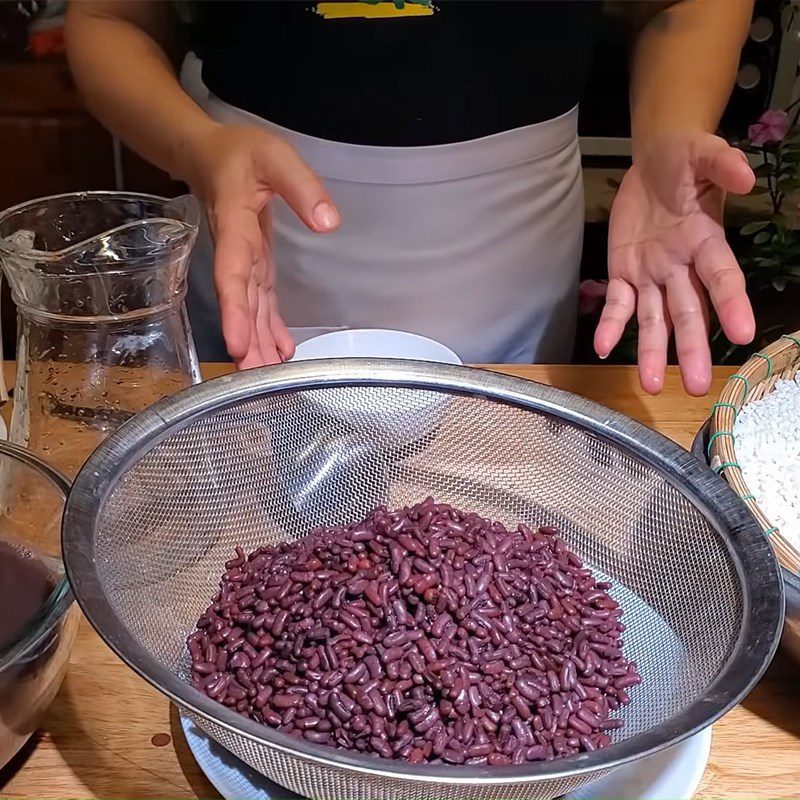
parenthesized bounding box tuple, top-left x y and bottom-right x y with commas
(736, 149, 750, 165)
(312, 201, 339, 231)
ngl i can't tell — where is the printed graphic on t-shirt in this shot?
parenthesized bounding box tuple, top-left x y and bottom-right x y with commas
(314, 1, 434, 20)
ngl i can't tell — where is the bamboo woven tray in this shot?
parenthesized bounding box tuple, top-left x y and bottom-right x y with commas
(709, 331, 800, 575)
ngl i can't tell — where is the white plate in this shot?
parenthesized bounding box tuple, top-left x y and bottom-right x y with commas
(291, 329, 461, 445)
(180, 715, 712, 800)
(291, 328, 462, 365)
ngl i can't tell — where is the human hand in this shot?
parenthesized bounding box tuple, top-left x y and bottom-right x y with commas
(184, 124, 339, 369)
(596, 131, 756, 396)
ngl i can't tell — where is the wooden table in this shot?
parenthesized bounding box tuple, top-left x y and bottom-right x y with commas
(1, 364, 798, 799)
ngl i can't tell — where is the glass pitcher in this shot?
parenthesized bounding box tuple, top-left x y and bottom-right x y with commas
(0, 191, 202, 478)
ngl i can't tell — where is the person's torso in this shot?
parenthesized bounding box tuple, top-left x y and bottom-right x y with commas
(190, 0, 603, 146)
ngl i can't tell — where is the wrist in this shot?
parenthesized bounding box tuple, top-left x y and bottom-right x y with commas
(169, 115, 222, 189)
(631, 125, 710, 167)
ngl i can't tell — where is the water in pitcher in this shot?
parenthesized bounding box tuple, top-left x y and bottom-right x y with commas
(0, 191, 202, 482)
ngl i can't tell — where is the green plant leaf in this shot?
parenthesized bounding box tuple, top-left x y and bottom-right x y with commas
(740, 220, 770, 235)
(754, 256, 781, 267)
(773, 275, 787, 291)
(778, 178, 800, 191)
(771, 211, 787, 223)
(753, 163, 775, 177)
(753, 231, 773, 244)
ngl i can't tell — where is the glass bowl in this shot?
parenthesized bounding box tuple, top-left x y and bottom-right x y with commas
(0, 441, 77, 770)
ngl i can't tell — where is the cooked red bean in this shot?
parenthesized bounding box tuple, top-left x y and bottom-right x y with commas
(188, 500, 639, 765)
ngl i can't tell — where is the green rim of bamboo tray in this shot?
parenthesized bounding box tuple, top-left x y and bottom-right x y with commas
(709, 332, 800, 575)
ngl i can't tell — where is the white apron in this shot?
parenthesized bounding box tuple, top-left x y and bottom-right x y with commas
(181, 55, 584, 364)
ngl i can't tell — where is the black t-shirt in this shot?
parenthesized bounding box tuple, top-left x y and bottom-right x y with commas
(192, 1, 603, 147)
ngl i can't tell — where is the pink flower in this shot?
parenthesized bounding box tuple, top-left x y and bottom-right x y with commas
(748, 109, 790, 146)
(578, 279, 607, 316)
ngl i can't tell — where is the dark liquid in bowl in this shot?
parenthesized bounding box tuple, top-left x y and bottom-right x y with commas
(0, 541, 54, 651)
(0, 541, 63, 772)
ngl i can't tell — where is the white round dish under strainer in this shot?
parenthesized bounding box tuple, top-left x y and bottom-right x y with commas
(180, 714, 712, 800)
(292, 329, 462, 443)
(292, 328, 462, 365)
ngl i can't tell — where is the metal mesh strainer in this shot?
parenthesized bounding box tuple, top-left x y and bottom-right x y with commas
(62, 361, 783, 800)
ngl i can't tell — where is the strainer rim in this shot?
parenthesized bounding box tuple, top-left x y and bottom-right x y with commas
(61, 360, 783, 785)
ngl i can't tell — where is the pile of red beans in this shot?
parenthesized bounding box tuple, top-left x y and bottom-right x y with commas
(188, 499, 641, 765)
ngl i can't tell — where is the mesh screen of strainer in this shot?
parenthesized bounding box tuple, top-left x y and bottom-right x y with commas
(63, 361, 782, 800)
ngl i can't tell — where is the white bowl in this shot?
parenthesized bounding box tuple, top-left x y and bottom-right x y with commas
(292, 328, 462, 365)
(291, 330, 460, 444)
